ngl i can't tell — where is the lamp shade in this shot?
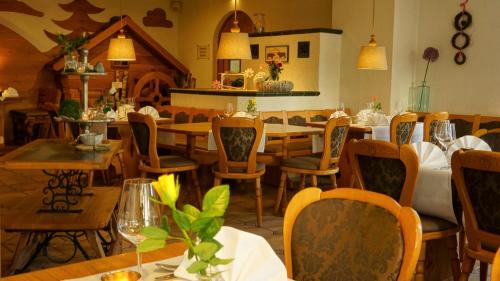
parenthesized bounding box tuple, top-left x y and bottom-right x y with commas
(217, 32, 251, 60)
(357, 35, 387, 70)
(107, 33, 136, 61)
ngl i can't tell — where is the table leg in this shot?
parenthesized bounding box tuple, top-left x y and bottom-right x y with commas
(282, 136, 290, 159)
(186, 135, 196, 157)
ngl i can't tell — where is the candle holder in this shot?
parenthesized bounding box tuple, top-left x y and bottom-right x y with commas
(100, 270, 141, 281)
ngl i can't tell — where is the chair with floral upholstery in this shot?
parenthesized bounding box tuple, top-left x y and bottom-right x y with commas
(274, 117, 350, 213)
(390, 112, 418, 144)
(493, 248, 500, 281)
(212, 117, 265, 226)
(423, 111, 449, 144)
(348, 139, 460, 281)
(449, 114, 480, 138)
(451, 150, 500, 281)
(127, 112, 202, 206)
(283, 187, 422, 281)
(474, 128, 500, 152)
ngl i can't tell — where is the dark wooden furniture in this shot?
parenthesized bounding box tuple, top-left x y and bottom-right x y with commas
(423, 112, 449, 143)
(274, 117, 350, 213)
(493, 249, 500, 281)
(212, 117, 265, 227)
(474, 128, 500, 152)
(449, 114, 480, 138)
(479, 115, 500, 130)
(283, 187, 421, 281)
(451, 150, 500, 281)
(390, 112, 417, 144)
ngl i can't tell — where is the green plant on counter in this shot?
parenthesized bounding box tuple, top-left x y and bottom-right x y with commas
(138, 174, 232, 278)
(59, 99, 81, 120)
(56, 32, 89, 55)
(246, 98, 257, 113)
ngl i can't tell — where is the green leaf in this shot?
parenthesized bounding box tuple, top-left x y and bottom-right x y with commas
(191, 217, 224, 239)
(186, 260, 208, 274)
(194, 242, 219, 261)
(140, 226, 168, 239)
(188, 248, 194, 259)
(183, 204, 201, 223)
(210, 257, 233, 266)
(137, 238, 165, 253)
(160, 215, 171, 234)
(202, 185, 230, 217)
(173, 209, 191, 231)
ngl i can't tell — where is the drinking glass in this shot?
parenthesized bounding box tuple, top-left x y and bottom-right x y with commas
(224, 103, 234, 117)
(337, 102, 345, 113)
(434, 120, 455, 153)
(117, 178, 161, 273)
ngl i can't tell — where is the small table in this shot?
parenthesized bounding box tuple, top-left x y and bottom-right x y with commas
(0, 139, 122, 213)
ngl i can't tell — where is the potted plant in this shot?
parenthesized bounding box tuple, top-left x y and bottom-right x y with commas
(138, 174, 232, 280)
(409, 47, 439, 112)
(56, 32, 89, 72)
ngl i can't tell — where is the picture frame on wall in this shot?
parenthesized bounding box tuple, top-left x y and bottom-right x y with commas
(229, 59, 241, 73)
(221, 73, 246, 89)
(265, 45, 289, 63)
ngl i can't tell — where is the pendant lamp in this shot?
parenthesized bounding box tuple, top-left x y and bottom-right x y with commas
(216, 0, 251, 60)
(357, 0, 387, 70)
(107, 1, 136, 61)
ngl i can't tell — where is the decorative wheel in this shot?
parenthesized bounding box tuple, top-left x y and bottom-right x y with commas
(132, 72, 177, 109)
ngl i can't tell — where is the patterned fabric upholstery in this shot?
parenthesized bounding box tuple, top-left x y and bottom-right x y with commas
(311, 115, 328, 122)
(479, 132, 500, 152)
(357, 155, 406, 202)
(263, 116, 283, 124)
(174, 112, 190, 124)
(192, 113, 209, 123)
(330, 126, 348, 157)
(480, 121, 500, 130)
(291, 199, 404, 281)
(159, 110, 172, 118)
(396, 122, 415, 144)
(288, 116, 307, 126)
(429, 120, 439, 145)
(450, 119, 473, 138)
(463, 167, 500, 234)
(129, 122, 150, 156)
(220, 127, 256, 162)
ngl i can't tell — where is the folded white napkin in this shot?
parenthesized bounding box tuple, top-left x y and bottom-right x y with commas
(232, 112, 257, 119)
(411, 142, 448, 168)
(117, 104, 135, 120)
(207, 128, 266, 152)
(174, 227, 287, 281)
(365, 112, 390, 126)
(0, 87, 19, 101)
(329, 111, 348, 119)
(139, 106, 160, 119)
(355, 109, 372, 125)
(106, 109, 116, 119)
(447, 135, 491, 159)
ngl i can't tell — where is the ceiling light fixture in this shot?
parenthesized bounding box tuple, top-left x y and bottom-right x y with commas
(216, 0, 251, 60)
(107, 0, 136, 61)
(357, 0, 387, 70)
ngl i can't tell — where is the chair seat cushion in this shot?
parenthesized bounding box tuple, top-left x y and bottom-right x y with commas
(159, 155, 197, 168)
(264, 142, 312, 153)
(212, 162, 265, 174)
(420, 215, 457, 232)
(281, 156, 321, 170)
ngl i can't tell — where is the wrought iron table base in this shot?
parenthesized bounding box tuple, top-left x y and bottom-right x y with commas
(41, 170, 94, 213)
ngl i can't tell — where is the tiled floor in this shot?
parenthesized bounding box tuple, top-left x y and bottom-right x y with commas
(0, 166, 489, 280)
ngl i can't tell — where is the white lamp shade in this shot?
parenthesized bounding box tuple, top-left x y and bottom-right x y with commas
(217, 32, 252, 60)
(107, 34, 136, 61)
(357, 45, 387, 70)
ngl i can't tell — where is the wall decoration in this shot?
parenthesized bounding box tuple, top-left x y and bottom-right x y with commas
(265, 45, 289, 63)
(0, 0, 43, 17)
(44, 0, 106, 43)
(197, 44, 210, 59)
(451, 0, 471, 65)
(229, 60, 241, 73)
(221, 73, 245, 89)
(250, 44, 259, 59)
(297, 41, 310, 58)
(143, 8, 173, 28)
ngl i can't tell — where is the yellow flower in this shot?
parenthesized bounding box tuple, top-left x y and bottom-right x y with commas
(153, 174, 179, 207)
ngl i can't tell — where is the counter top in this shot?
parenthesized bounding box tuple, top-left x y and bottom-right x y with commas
(169, 88, 320, 97)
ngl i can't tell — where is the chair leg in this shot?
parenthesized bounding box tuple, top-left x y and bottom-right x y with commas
(274, 172, 287, 214)
(311, 175, 318, 187)
(214, 176, 221, 186)
(87, 170, 94, 188)
(255, 177, 263, 227)
(459, 228, 465, 261)
(415, 241, 426, 281)
(117, 150, 126, 181)
(447, 235, 460, 281)
(459, 254, 476, 281)
(191, 170, 202, 208)
(299, 174, 305, 190)
(330, 174, 337, 189)
(479, 262, 488, 281)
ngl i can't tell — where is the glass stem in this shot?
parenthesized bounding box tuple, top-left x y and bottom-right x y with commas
(137, 250, 142, 273)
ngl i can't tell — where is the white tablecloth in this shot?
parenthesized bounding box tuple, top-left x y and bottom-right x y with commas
(366, 122, 424, 143)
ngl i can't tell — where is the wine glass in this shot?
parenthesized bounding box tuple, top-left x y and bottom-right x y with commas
(337, 102, 345, 113)
(117, 178, 161, 273)
(224, 102, 234, 117)
(434, 120, 455, 153)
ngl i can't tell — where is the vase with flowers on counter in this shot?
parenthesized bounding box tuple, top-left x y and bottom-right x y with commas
(254, 60, 294, 92)
(409, 47, 439, 112)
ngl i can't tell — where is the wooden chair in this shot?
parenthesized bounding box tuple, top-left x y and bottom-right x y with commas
(348, 139, 460, 281)
(283, 187, 422, 281)
(274, 117, 350, 213)
(390, 112, 418, 144)
(259, 110, 287, 125)
(127, 112, 201, 206)
(286, 110, 309, 127)
(156, 105, 176, 118)
(307, 109, 330, 122)
(191, 108, 216, 123)
(493, 248, 500, 281)
(172, 107, 192, 124)
(423, 112, 449, 144)
(479, 115, 500, 130)
(451, 150, 500, 281)
(474, 128, 500, 152)
(212, 117, 265, 226)
(449, 114, 481, 138)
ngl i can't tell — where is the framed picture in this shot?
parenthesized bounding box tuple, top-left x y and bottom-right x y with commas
(220, 73, 246, 89)
(229, 59, 241, 73)
(297, 41, 310, 58)
(197, 44, 210, 59)
(265, 45, 289, 63)
(250, 44, 259, 59)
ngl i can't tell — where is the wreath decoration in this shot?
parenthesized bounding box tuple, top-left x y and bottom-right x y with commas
(451, 1, 471, 65)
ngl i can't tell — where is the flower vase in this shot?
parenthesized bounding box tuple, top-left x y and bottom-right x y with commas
(64, 54, 78, 72)
(409, 82, 430, 112)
